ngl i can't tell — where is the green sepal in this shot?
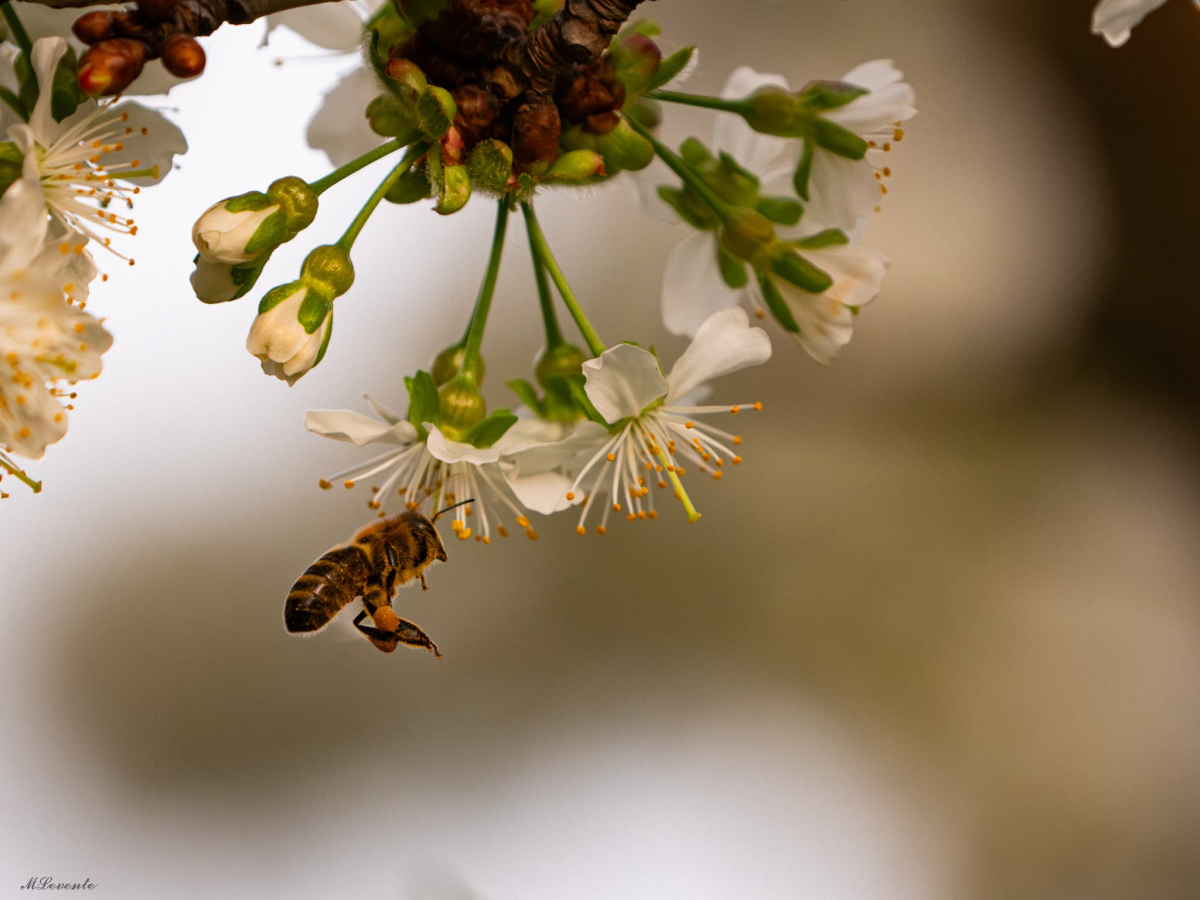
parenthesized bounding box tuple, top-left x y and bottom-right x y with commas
(811, 118, 869, 161)
(367, 93, 419, 140)
(507, 378, 545, 417)
(395, 0, 448, 27)
(297, 288, 332, 334)
(257, 280, 306, 314)
(567, 374, 611, 427)
(385, 167, 432, 204)
(756, 195, 804, 228)
(406, 369, 441, 438)
(758, 276, 801, 333)
(467, 139, 513, 194)
(417, 86, 456, 141)
(435, 164, 472, 215)
(596, 118, 654, 172)
(540, 375, 583, 423)
(544, 149, 605, 181)
(560, 124, 599, 154)
(224, 191, 276, 214)
(47, 46, 84, 123)
(514, 172, 538, 203)
(717, 245, 748, 290)
(624, 98, 661, 130)
(0, 142, 24, 197)
(796, 80, 869, 113)
(242, 210, 288, 258)
(793, 228, 849, 250)
(771, 248, 833, 294)
(649, 46, 695, 91)
(313, 310, 334, 367)
(657, 187, 713, 231)
(608, 29, 660, 97)
(618, 18, 661, 38)
(366, 1, 412, 68)
(680, 137, 712, 167)
(461, 409, 518, 449)
(13, 53, 36, 120)
(793, 139, 814, 201)
(0, 87, 28, 123)
(228, 254, 272, 302)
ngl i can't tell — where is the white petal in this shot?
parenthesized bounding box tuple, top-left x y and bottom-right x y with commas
(666, 307, 771, 404)
(626, 157, 680, 224)
(245, 286, 307, 360)
(502, 420, 610, 475)
(305, 409, 415, 446)
(306, 67, 386, 167)
(803, 148, 881, 233)
(825, 61, 917, 136)
(26, 37, 70, 147)
(101, 102, 187, 185)
(582, 343, 668, 424)
(425, 425, 502, 465)
(267, 3, 368, 51)
(504, 469, 577, 515)
(1092, 0, 1172, 46)
(713, 66, 795, 174)
(803, 242, 890, 310)
(190, 258, 240, 304)
(0, 178, 51, 269)
(661, 231, 740, 337)
(364, 393, 402, 425)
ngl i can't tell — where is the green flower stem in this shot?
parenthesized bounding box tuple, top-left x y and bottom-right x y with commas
(335, 143, 427, 252)
(520, 202, 606, 358)
(524, 210, 564, 349)
(0, 455, 42, 494)
(647, 89, 747, 115)
(624, 114, 735, 225)
(309, 138, 410, 196)
(459, 199, 512, 382)
(0, 86, 27, 122)
(1, 4, 34, 67)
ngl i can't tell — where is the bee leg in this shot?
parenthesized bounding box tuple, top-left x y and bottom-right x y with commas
(353, 610, 399, 654)
(392, 616, 442, 658)
(419, 572, 429, 591)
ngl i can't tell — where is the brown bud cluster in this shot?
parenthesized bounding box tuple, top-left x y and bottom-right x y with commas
(71, 0, 213, 96)
(389, 0, 644, 173)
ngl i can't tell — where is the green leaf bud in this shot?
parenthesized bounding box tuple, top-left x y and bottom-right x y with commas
(609, 32, 661, 97)
(385, 166, 432, 204)
(300, 244, 355, 298)
(596, 118, 654, 172)
(432, 344, 485, 386)
(544, 149, 605, 181)
(719, 208, 777, 269)
(770, 247, 833, 294)
(438, 376, 488, 438)
(417, 85, 457, 141)
(435, 164, 472, 215)
(467, 139, 514, 194)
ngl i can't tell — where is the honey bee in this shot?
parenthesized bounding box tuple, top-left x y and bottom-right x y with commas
(283, 501, 470, 656)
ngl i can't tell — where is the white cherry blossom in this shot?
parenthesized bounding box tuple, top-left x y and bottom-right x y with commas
(563, 307, 770, 533)
(1092, 0, 1194, 46)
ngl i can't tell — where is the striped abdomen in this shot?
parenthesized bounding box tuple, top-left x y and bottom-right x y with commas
(284, 545, 371, 634)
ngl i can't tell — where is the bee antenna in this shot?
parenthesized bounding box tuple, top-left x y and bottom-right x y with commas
(432, 498, 475, 523)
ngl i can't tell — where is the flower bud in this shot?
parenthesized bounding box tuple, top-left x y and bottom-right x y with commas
(266, 176, 319, 233)
(191, 254, 270, 305)
(739, 86, 797, 136)
(535, 343, 586, 387)
(367, 94, 419, 140)
(71, 11, 117, 45)
(512, 98, 561, 173)
(438, 376, 487, 438)
(383, 58, 428, 101)
(610, 33, 661, 97)
(300, 244, 354, 298)
(161, 35, 205, 79)
(193, 194, 283, 265)
(432, 344, 485, 386)
(719, 208, 776, 269)
(77, 38, 147, 97)
(467, 139, 513, 194)
(246, 282, 333, 385)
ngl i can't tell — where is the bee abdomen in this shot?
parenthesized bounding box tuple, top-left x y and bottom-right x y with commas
(284, 546, 369, 634)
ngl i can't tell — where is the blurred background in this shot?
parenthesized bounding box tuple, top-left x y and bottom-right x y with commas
(2, 0, 1199, 897)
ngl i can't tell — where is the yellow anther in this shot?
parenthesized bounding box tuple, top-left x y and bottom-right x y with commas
(525, 528, 539, 541)
(636, 511, 647, 520)
(648, 510, 658, 520)
(457, 527, 473, 540)
(576, 526, 586, 536)
(566, 492, 576, 501)
(732, 456, 743, 465)
(517, 515, 531, 528)
(733, 436, 743, 446)
(626, 513, 636, 522)
(685, 422, 695, 429)
(712, 471, 723, 481)
(596, 526, 607, 536)
(754, 402, 763, 411)
(606, 453, 616, 462)
(730, 406, 740, 415)
(343, 480, 355, 489)
(612, 503, 621, 513)
(498, 525, 509, 538)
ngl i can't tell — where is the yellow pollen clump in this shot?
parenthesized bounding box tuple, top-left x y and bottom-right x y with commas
(733, 435, 743, 445)
(73, 323, 85, 334)
(405, 501, 419, 511)
(16, 395, 26, 406)
(482, 536, 491, 545)
(636, 511, 647, 520)
(451, 519, 464, 532)
(626, 513, 636, 522)
(457, 527, 473, 540)
(657, 480, 667, 489)
(677, 467, 686, 477)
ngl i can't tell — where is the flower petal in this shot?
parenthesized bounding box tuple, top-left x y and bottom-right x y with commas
(425, 424, 502, 465)
(582, 343, 668, 424)
(803, 242, 890, 310)
(305, 409, 415, 446)
(627, 157, 681, 224)
(826, 60, 917, 136)
(101, 102, 187, 185)
(661, 231, 740, 337)
(1092, 0, 1172, 46)
(803, 147, 881, 233)
(666, 306, 771, 404)
(265, 0, 379, 51)
(504, 469, 577, 515)
(26, 37, 70, 148)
